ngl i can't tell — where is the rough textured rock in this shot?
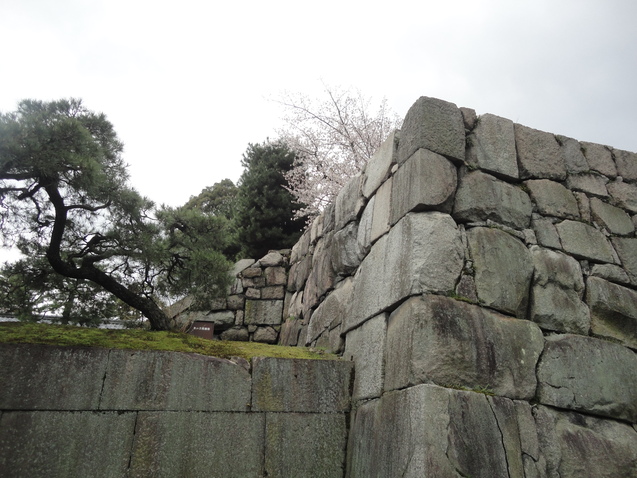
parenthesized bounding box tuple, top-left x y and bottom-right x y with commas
(370, 177, 391, 243)
(331, 221, 364, 276)
(555, 220, 616, 263)
(525, 179, 580, 219)
(343, 314, 387, 401)
(252, 326, 278, 343)
(532, 215, 562, 249)
(265, 413, 348, 478)
(514, 123, 566, 180)
(303, 233, 335, 311)
(334, 173, 364, 230)
(614, 148, 637, 181)
(347, 385, 514, 478)
(347, 212, 464, 331)
(306, 277, 353, 345)
(384, 295, 543, 399)
(611, 236, 637, 285)
(453, 170, 533, 228)
(220, 326, 250, 342)
(99, 350, 252, 411)
(244, 299, 284, 325)
(581, 141, 617, 177)
(466, 113, 519, 179)
(397, 96, 465, 163)
(566, 172, 609, 197)
(467, 227, 534, 318)
(362, 130, 398, 198)
(534, 406, 637, 478)
(251, 357, 352, 413)
(206, 310, 235, 329)
(390, 148, 457, 224)
(0, 411, 136, 478)
(536, 334, 637, 422)
(0, 344, 109, 410)
(530, 246, 590, 334)
(586, 276, 637, 348)
(258, 251, 285, 267)
(356, 194, 373, 256)
(558, 136, 589, 174)
(590, 263, 631, 285)
(460, 106, 478, 130)
(590, 197, 635, 235)
(607, 180, 637, 213)
(129, 411, 265, 478)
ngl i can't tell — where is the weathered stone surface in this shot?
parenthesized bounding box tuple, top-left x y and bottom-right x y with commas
(612, 237, 637, 285)
(335, 173, 364, 230)
(129, 411, 265, 478)
(525, 179, 580, 219)
(530, 246, 590, 334)
(574, 190, 591, 222)
(303, 233, 335, 311)
(287, 254, 312, 292)
(590, 197, 634, 234)
(242, 266, 262, 278)
(586, 276, 637, 348)
(258, 251, 284, 267)
(614, 148, 637, 181)
(537, 334, 637, 422)
(558, 136, 589, 174)
(99, 349, 252, 411)
(252, 326, 278, 344)
(532, 215, 562, 249)
(231, 258, 256, 277)
(306, 277, 353, 345)
(591, 263, 632, 285)
(261, 286, 284, 300)
(356, 194, 373, 257)
(362, 130, 398, 198)
(347, 385, 514, 478)
(220, 326, 250, 341)
(290, 229, 310, 264)
(608, 180, 637, 213)
(514, 123, 566, 180)
(251, 357, 352, 412)
(226, 294, 245, 310)
(460, 106, 478, 130)
(265, 413, 348, 478)
(346, 212, 464, 331)
(244, 299, 284, 325)
(331, 221, 364, 276)
(384, 295, 543, 399)
(0, 344, 108, 410)
(467, 227, 534, 318)
(0, 411, 136, 478)
(566, 172, 609, 197)
(390, 148, 457, 224)
(278, 317, 302, 346)
(370, 176, 391, 243)
(534, 406, 637, 478)
(453, 170, 532, 228)
(206, 310, 235, 328)
(245, 287, 260, 299)
(264, 266, 287, 286)
(466, 113, 519, 179)
(397, 96, 465, 163)
(581, 141, 617, 177)
(556, 220, 616, 263)
(343, 314, 387, 401)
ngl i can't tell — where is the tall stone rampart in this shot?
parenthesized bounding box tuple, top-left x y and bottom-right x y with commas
(281, 96, 637, 477)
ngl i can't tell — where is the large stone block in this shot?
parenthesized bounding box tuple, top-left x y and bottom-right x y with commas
(558, 136, 589, 174)
(244, 299, 284, 325)
(334, 173, 365, 230)
(99, 349, 252, 411)
(384, 295, 543, 399)
(536, 334, 637, 422)
(614, 148, 637, 181)
(525, 179, 580, 219)
(251, 357, 353, 413)
(129, 411, 265, 478)
(514, 123, 566, 180)
(331, 221, 364, 276)
(0, 411, 136, 478)
(566, 172, 609, 197)
(370, 176, 391, 243)
(586, 276, 637, 349)
(612, 236, 637, 285)
(591, 197, 634, 235)
(0, 344, 108, 410)
(466, 113, 519, 179)
(607, 180, 637, 213)
(453, 170, 532, 228)
(347, 385, 517, 478)
(362, 130, 398, 198)
(303, 233, 335, 312)
(467, 227, 534, 318)
(390, 148, 457, 224)
(534, 406, 637, 478)
(343, 314, 387, 401)
(581, 141, 617, 177)
(555, 219, 616, 263)
(265, 413, 348, 478)
(306, 277, 353, 345)
(529, 246, 590, 334)
(397, 96, 465, 163)
(346, 212, 464, 331)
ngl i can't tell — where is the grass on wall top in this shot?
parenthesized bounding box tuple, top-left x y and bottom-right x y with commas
(0, 322, 337, 361)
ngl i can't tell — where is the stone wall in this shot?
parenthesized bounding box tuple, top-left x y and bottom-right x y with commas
(0, 344, 352, 477)
(280, 96, 637, 477)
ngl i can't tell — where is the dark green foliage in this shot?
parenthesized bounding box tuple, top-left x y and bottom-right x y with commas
(234, 141, 307, 259)
(0, 99, 231, 330)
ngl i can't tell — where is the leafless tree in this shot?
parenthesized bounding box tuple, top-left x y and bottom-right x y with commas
(275, 85, 402, 219)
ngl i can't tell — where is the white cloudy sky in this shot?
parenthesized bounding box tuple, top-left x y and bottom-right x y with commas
(1, 0, 636, 208)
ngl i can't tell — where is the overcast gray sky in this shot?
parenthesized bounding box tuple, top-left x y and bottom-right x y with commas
(1, 0, 636, 208)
